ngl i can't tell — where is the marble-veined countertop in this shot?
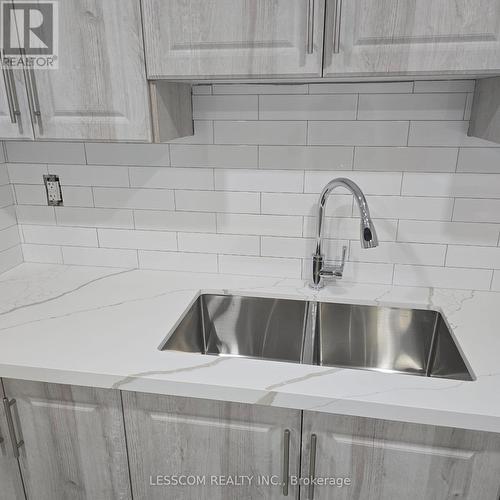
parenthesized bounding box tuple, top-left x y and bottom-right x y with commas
(1, 263, 499, 433)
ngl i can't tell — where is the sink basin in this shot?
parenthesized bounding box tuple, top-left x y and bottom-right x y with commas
(160, 294, 473, 381)
(160, 294, 308, 363)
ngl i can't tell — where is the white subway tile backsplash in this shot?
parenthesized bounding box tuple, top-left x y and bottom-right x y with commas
(7, 163, 48, 184)
(259, 146, 353, 170)
(453, 199, 500, 223)
(358, 93, 466, 120)
(366, 196, 454, 221)
(413, 80, 475, 93)
(354, 147, 458, 172)
(193, 95, 258, 120)
(0, 206, 16, 230)
(219, 255, 301, 278)
(304, 171, 402, 195)
(402, 173, 500, 198)
(259, 95, 357, 120)
(3, 80, 500, 287)
(309, 82, 413, 94)
(22, 225, 98, 247)
(170, 145, 257, 168)
(16, 206, 55, 225)
(457, 148, 500, 173)
(85, 143, 170, 166)
(261, 192, 352, 217)
(138, 250, 218, 273)
(175, 190, 260, 214)
(214, 121, 307, 145)
(217, 214, 302, 237)
(349, 241, 446, 266)
(49, 164, 130, 187)
(393, 265, 492, 290)
(93, 187, 175, 210)
(97, 229, 177, 251)
(56, 207, 134, 229)
(446, 245, 500, 269)
(214, 169, 303, 193)
(178, 233, 259, 256)
(408, 121, 496, 147)
(22, 244, 62, 264)
(5, 142, 86, 164)
(0, 225, 21, 251)
(130, 167, 213, 190)
(397, 220, 499, 246)
(308, 121, 409, 146)
(62, 246, 138, 268)
(134, 210, 216, 233)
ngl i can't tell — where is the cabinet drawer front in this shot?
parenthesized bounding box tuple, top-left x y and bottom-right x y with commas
(324, 0, 500, 76)
(142, 0, 325, 78)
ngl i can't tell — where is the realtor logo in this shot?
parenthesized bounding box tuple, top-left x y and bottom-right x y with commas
(0, 1, 58, 68)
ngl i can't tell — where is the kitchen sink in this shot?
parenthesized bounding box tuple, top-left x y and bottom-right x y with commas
(160, 294, 473, 381)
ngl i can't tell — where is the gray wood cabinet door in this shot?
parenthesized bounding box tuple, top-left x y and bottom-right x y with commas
(0, 382, 25, 500)
(301, 411, 500, 500)
(323, 0, 500, 77)
(13, 0, 151, 142)
(142, 0, 325, 79)
(123, 391, 302, 499)
(2, 379, 132, 500)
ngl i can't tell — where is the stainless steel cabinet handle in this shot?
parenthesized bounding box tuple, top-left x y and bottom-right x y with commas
(2, 398, 24, 458)
(306, 0, 315, 54)
(282, 429, 290, 496)
(308, 433, 317, 499)
(24, 67, 41, 123)
(2, 52, 20, 123)
(332, 0, 343, 54)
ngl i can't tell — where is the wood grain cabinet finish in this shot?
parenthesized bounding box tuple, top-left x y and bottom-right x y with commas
(1, 379, 132, 500)
(323, 0, 500, 77)
(0, 382, 25, 500)
(16, 0, 152, 142)
(122, 391, 302, 499)
(301, 411, 500, 500)
(141, 0, 325, 79)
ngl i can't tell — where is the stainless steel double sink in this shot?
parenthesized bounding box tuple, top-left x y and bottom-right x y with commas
(160, 294, 473, 381)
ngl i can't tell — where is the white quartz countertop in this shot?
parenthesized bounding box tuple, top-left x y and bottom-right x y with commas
(1, 263, 499, 433)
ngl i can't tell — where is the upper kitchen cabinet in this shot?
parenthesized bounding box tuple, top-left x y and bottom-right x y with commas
(141, 0, 325, 79)
(323, 0, 500, 77)
(16, 0, 152, 141)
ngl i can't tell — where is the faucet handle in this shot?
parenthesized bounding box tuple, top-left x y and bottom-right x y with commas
(320, 245, 347, 279)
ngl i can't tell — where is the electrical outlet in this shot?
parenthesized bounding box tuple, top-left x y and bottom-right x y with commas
(43, 175, 63, 206)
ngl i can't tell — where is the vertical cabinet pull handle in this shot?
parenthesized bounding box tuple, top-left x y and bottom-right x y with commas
(2, 398, 24, 458)
(282, 429, 290, 496)
(308, 433, 317, 499)
(332, 0, 343, 54)
(21, 50, 41, 123)
(306, 0, 315, 54)
(1, 51, 20, 123)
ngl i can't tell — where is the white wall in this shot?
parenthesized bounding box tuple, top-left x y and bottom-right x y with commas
(6, 80, 500, 290)
(0, 144, 22, 273)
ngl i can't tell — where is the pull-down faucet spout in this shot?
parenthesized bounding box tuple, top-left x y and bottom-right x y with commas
(310, 177, 378, 289)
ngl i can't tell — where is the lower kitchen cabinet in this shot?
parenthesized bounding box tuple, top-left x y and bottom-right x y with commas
(301, 411, 500, 500)
(0, 382, 25, 500)
(122, 391, 302, 499)
(1, 379, 131, 500)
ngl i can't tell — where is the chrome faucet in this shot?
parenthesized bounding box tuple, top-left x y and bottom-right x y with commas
(310, 177, 378, 289)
